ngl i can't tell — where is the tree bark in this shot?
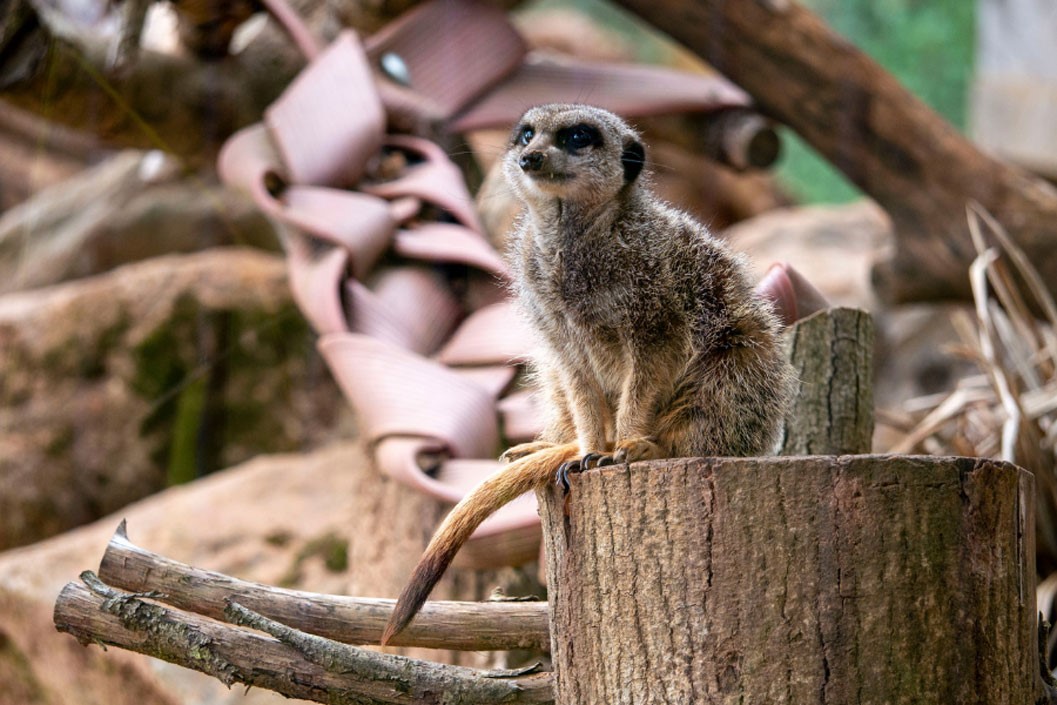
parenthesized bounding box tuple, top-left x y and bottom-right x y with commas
(612, 0, 1057, 305)
(781, 307, 874, 455)
(540, 455, 1039, 705)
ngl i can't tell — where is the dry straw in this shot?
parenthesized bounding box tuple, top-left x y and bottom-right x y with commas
(887, 203, 1057, 571)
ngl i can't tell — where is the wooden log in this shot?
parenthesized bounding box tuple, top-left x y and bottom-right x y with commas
(781, 307, 874, 455)
(639, 109, 781, 171)
(611, 0, 1057, 305)
(540, 455, 1038, 705)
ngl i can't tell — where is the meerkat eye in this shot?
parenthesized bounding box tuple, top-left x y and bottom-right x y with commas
(557, 124, 602, 152)
(515, 125, 535, 146)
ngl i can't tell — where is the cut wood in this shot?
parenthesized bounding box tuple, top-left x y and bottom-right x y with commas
(612, 0, 1057, 305)
(540, 454, 1039, 704)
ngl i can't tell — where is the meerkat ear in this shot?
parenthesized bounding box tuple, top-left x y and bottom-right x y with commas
(621, 140, 646, 184)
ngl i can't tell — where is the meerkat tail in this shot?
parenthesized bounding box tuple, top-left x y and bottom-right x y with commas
(380, 442, 580, 645)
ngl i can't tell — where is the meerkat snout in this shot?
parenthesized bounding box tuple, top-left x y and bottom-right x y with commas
(519, 152, 544, 172)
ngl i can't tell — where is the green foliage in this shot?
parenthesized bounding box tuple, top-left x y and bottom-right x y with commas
(131, 295, 315, 486)
(779, 0, 976, 203)
(279, 532, 350, 587)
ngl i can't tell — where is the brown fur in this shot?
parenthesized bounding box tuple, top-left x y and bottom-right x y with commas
(380, 442, 580, 644)
(381, 105, 795, 644)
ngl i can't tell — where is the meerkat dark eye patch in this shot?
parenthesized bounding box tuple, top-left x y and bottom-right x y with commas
(515, 125, 535, 146)
(621, 141, 645, 183)
(556, 124, 603, 152)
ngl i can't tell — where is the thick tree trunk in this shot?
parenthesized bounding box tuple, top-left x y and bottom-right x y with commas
(612, 0, 1057, 305)
(540, 455, 1038, 705)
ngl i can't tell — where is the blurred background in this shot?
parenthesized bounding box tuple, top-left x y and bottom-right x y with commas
(2, 0, 1056, 702)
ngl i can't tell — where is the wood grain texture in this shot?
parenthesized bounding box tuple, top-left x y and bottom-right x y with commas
(781, 307, 874, 455)
(541, 455, 1037, 705)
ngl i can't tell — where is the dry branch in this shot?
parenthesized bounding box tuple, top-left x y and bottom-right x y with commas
(55, 572, 554, 705)
(0, 151, 279, 292)
(894, 207, 1057, 574)
(612, 0, 1057, 305)
(94, 520, 549, 651)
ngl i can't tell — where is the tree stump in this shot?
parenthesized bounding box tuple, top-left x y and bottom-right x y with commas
(781, 307, 874, 456)
(539, 455, 1036, 705)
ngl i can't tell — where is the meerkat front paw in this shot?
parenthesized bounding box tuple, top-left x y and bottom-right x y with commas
(611, 437, 664, 464)
(554, 449, 615, 490)
(499, 440, 558, 463)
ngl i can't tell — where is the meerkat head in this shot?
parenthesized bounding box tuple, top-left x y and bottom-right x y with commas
(504, 104, 646, 208)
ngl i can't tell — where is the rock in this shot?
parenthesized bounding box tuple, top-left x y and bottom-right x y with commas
(0, 248, 348, 550)
(724, 199, 892, 310)
(0, 443, 367, 705)
(0, 151, 279, 295)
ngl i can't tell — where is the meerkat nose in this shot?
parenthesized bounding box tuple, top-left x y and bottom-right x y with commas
(519, 152, 544, 172)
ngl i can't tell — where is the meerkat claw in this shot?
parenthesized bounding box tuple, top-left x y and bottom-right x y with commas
(556, 459, 583, 491)
(580, 452, 604, 469)
(582, 452, 617, 469)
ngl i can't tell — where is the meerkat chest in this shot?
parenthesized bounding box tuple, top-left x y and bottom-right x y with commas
(525, 255, 628, 333)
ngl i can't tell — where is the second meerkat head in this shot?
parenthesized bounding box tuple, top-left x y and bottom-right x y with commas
(504, 104, 646, 207)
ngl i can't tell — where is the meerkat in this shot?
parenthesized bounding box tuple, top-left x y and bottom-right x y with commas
(381, 104, 795, 645)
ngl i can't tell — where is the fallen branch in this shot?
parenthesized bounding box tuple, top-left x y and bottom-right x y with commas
(96, 520, 549, 651)
(0, 151, 279, 293)
(55, 572, 554, 705)
(613, 0, 1057, 305)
